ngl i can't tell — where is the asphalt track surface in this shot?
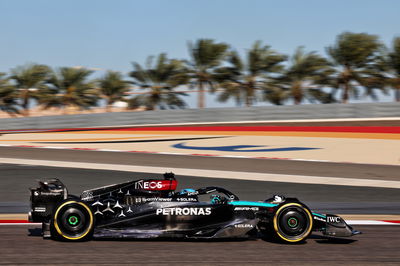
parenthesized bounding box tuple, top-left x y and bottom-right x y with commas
(1, 146, 400, 265)
(0, 225, 399, 265)
(1, 163, 400, 214)
(1, 146, 400, 181)
(0, 146, 400, 214)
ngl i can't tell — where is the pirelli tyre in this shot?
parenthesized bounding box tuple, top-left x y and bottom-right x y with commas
(272, 202, 313, 243)
(51, 200, 94, 241)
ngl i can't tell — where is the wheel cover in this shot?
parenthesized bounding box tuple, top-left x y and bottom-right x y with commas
(68, 215, 79, 226)
(54, 201, 93, 240)
(273, 203, 313, 242)
(287, 217, 298, 228)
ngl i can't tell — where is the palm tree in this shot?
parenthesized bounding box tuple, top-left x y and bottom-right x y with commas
(0, 73, 19, 116)
(263, 83, 288, 105)
(215, 41, 287, 106)
(276, 47, 335, 104)
(98, 71, 131, 111)
(387, 37, 400, 101)
(327, 32, 384, 103)
(10, 64, 51, 116)
(358, 55, 389, 101)
(129, 53, 189, 110)
(186, 39, 229, 108)
(41, 67, 98, 113)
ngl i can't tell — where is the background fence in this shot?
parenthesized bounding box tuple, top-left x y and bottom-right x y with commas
(1, 102, 399, 130)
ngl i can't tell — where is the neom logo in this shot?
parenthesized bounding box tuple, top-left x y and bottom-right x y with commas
(135, 181, 163, 190)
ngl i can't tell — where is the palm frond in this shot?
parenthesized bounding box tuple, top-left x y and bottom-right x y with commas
(129, 53, 188, 110)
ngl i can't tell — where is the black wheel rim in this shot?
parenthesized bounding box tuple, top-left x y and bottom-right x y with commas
(56, 203, 91, 238)
(277, 206, 310, 240)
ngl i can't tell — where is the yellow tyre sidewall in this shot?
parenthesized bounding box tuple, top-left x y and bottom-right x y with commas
(273, 203, 313, 243)
(53, 201, 94, 240)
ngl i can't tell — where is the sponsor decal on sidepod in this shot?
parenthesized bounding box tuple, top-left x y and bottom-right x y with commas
(156, 207, 212, 216)
(234, 224, 254, 228)
(313, 216, 325, 222)
(234, 207, 259, 211)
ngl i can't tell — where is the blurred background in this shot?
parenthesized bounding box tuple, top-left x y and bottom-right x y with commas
(1, 0, 400, 116)
(0, 1, 400, 264)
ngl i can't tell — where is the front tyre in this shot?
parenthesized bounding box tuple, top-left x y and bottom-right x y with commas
(51, 200, 94, 241)
(272, 203, 313, 243)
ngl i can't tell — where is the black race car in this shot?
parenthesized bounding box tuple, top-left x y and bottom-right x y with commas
(29, 173, 360, 243)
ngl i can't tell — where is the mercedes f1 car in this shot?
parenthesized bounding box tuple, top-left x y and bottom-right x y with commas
(29, 173, 360, 243)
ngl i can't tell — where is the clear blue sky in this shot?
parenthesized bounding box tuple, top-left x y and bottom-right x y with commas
(1, 0, 399, 107)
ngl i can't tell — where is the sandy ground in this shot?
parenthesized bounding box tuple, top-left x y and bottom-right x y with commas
(1, 128, 399, 165)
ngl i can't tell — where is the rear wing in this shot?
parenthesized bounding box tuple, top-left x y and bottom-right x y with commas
(29, 179, 68, 223)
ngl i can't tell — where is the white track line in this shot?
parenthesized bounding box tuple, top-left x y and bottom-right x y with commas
(347, 220, 400, 225)
(112, 116, 400, 127)
(1, 157, 400, 189)
(0, 223, 40, 225)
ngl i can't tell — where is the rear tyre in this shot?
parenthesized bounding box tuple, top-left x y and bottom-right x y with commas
(272, 202, 313, 243)
(51, 200, 94, 241)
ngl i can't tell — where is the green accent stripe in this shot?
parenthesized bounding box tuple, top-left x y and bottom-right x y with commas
(229, 201, 277, 207)
(312, 212, 326, 219)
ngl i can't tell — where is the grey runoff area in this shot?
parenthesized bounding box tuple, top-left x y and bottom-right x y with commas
(1, 102, 400, 130)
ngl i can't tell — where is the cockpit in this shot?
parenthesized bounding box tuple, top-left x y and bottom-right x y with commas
(177, 186, 240, 204)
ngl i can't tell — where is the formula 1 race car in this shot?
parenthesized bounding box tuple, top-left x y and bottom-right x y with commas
(29, 173, 360, 243)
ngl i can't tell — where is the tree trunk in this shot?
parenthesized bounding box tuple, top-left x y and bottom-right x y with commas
(395, 87, 400, 102)
(148, 92, 157, 111)
(105, 98, 112, 112)
(292, 81, 302, 105)
(22, 90, 30, 116)
(342, 82, 349, 103)
(245, 90, 251, 107)
(198, 82, 205, 108)
(342, 67, 351, 104)
(245, 81, 254, 107)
